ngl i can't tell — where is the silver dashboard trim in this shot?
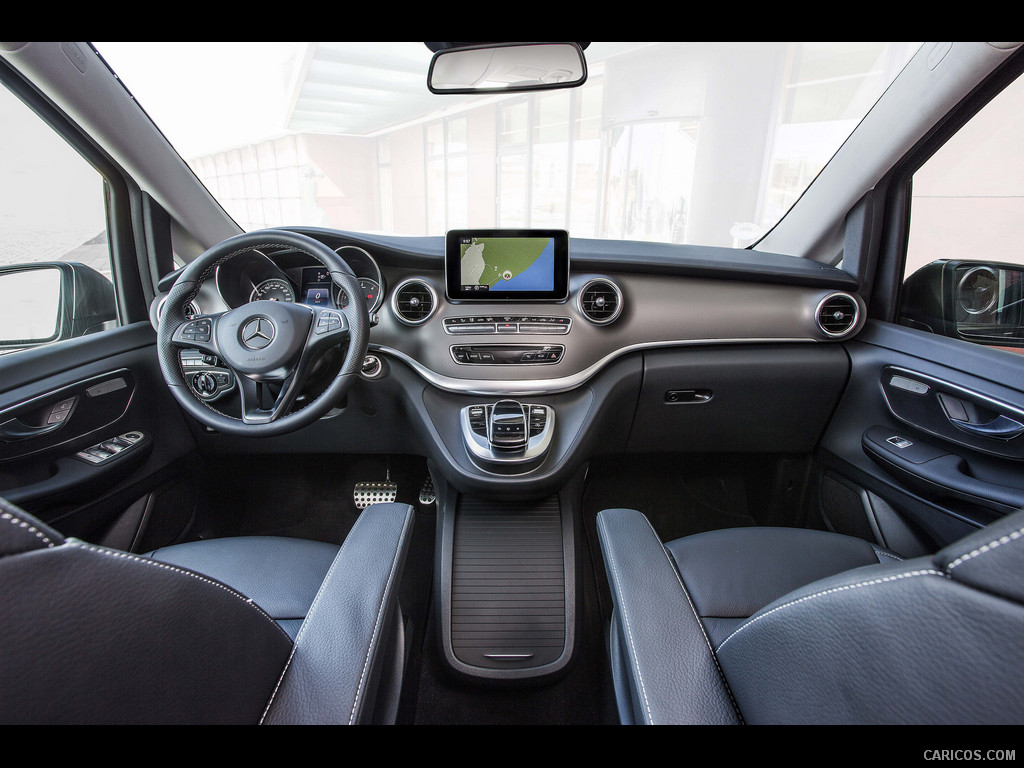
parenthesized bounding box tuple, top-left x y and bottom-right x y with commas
(815, 291, 862, 338)
(372, 336, 817, 396)
(576, 277, 623, 325)
(390, 277, 438, 326)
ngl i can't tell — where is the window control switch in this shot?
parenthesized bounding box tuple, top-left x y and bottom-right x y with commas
(73, 432, 146, 465)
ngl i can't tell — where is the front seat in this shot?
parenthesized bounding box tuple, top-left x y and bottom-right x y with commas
(596, 506, 1024, 724)
(0, 495, 414, 724)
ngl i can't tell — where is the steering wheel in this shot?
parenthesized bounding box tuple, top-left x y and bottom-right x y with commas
(157, 230, 369, 437)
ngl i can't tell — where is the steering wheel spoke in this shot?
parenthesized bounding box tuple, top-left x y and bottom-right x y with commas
(236, 372, 296, 425)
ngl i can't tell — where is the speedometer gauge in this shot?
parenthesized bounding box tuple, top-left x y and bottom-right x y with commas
(250, 278, 295, 303)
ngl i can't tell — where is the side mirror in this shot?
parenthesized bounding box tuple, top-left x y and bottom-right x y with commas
(901, 260, 1024, 348)
(0, 262, 117, 351)
(427, 42, 587, 94)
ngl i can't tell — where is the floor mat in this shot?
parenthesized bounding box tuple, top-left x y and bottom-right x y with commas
(190, 454, 430, 544)
(582, 454, 761, 542)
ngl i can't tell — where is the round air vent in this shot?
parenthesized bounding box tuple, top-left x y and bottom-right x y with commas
(816, 293, 860, 338)
(391, 278, 437, 325)
(577, 278, 623, 325)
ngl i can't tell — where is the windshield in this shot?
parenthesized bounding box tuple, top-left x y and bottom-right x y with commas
(95, 42, 920, 249)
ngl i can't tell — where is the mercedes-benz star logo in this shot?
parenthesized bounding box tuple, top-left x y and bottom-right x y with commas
(241, 317, 275, 350)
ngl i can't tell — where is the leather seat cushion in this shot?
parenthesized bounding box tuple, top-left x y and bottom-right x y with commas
(148, 536, 339, 639)
(665, 527, 896, 646)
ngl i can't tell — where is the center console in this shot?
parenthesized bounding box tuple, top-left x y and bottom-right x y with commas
(460, 400, 555, 470)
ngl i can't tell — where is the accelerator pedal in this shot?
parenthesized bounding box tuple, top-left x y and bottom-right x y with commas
(353, 464, 397, 510)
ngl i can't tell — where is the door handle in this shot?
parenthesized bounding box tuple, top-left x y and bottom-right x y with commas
(937, 392, 1024, 441)
(949, 414, 1024, 441)
(0, 417, 64, 442)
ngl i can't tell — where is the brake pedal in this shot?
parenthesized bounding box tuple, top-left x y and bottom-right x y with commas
(419, 474, 436, 506)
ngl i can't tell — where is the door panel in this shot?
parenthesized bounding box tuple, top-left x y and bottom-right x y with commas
(0, 322, 197, 544)
(818, 320, 1024, 554)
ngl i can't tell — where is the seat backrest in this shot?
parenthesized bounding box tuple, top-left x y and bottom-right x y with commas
(0, 497, 293, 724)
(714, 508, 1024, 724)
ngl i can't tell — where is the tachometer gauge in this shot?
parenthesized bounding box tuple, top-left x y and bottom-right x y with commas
(334, 287, 350, 309)
(250, 278, 295, 303)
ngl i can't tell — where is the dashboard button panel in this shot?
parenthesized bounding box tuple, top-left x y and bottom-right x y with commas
(444, 316, 571, 335)
(451, 344, 564, 365)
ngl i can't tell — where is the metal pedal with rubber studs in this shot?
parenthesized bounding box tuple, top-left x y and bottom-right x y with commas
(419, 475, 436, 506)
(353, 480, 398, 510)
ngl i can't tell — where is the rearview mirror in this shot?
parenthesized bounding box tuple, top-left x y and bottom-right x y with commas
(428, 42, 587, 94)
(901, 260, 1024, 349)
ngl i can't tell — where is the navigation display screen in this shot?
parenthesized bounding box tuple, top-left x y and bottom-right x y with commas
(445, 229, 569, 301)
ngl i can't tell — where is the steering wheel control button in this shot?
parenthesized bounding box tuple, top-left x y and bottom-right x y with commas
(314, 310, 344, 335)
(178, 318, 212, 343)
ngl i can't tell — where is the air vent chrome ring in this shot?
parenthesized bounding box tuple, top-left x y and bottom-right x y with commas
(391, 278, 438, 326)
(577, 278, 623, 325)
(815, 292, 860, 338)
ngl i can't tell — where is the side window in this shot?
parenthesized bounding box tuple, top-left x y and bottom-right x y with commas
(0, 80, 119, 356)
(899, 69, 1024, 353)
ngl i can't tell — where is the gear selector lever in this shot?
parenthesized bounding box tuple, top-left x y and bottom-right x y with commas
(460, 400, 555, 471)
(489, 399, 528, 450)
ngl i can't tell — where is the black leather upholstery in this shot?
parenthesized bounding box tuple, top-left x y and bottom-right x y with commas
(0, 496, 414, 724)
(148, 536, 340, 639)
(261, 502, 414, 725)
(597, 509, 741, 725)
(665, 526, 898, 646)
(598, 506, 1024, 725)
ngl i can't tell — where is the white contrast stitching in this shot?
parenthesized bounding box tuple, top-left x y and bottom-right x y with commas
(873, 549, 904, 563)
(260, 530, 353, 724)
(715, 568, 945, 653)
(2, 511, 56, 548)
(946, 525, 1024, 572)
(597, 514, 655, 725)
(67, 540, 287, 636)
(348, 507, 413, 725)
(641, 515, 744, 724)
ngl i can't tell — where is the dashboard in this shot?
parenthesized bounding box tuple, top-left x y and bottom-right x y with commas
(160, 228, 867, 494)
(175, 230, 863, 394)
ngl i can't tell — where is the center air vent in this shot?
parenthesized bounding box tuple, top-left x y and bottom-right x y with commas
(392, 279, 436, 325)
(816, 293, 860, 338)
(577, 278, 623, 325)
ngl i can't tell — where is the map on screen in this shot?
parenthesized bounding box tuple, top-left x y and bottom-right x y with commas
(459, 236, 555, 292)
